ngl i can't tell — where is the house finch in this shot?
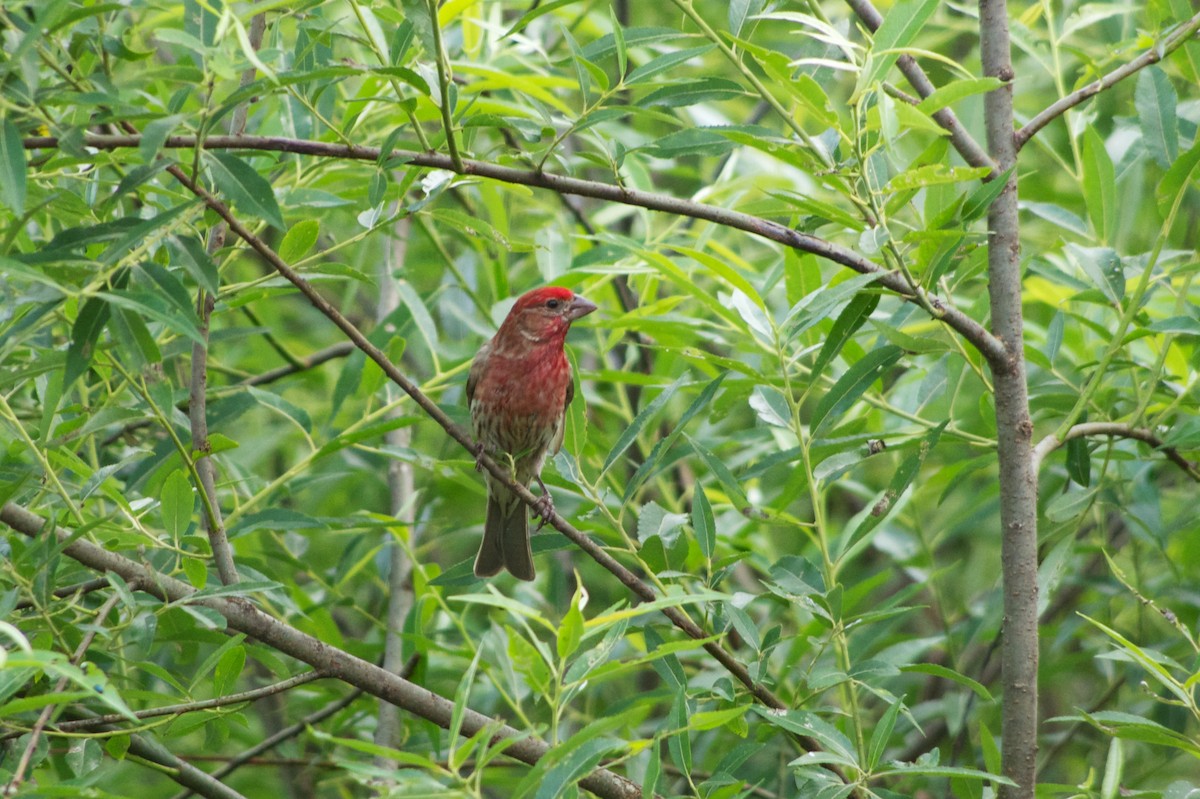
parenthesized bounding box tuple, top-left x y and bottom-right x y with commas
(468, 286, 597, 580)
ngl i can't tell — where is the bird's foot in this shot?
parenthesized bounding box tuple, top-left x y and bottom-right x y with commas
(533, 476, 555, 530)
(473, 442, 486, 472)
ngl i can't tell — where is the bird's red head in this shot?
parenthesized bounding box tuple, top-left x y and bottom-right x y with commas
(497, 286, 597, 346)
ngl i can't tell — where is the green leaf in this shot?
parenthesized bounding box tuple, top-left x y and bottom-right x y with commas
(886, 164, 991, 192)
(0, 116, 27, 215)
(753, 706, 857, 762)
(873, 763, 1015, 785)
(624, 373, 727, 501)
(916, 77, 1003, 115)
(160, 469, 195, 539)
(1066, 244, 1124, 305)
(961, 168, 1013, 223)
(1157, 138, 1200, 218)
(609, 6, 626, 79)
(399, 0, 437, 55)
(213, 645, 245, 697)
(278, 219, 320, 262)
(1066, 434, 1091, 486)
(812, 346, 903, 436)
(856, 0, 940, 95)
(668, 689, 692, 772)
(1136, 67, 1179, 168)
(625, 45, 716, 85)
(639, 78, 746, 108)
(812, 293, 877, 378)
(65, 295, 113, 390)
(246, 386, 313, 433)
(557, 581, 585, 662)
(692, 482, 716, 558)
(173, 234, 220, 294)
(728, 0, 765, 38)
(749, 385, 791, 428)
(600, 373, 686, 478)
(867, 698, 903, 770)
(641, 128, 736, 159)
(783, 271, 883, 344)
(900, 663, 993, 701)
(1081, 126, 1116, 243)
(1045, 487, 1096, 522)
(205, 151, 285, 230)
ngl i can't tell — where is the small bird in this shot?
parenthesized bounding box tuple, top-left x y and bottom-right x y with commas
(467, 286, 597, 580)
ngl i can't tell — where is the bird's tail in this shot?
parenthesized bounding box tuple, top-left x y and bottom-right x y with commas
(475, 493, 535, 581)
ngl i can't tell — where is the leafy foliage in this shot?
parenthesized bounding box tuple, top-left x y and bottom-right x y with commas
(1, 1, 1199, 798)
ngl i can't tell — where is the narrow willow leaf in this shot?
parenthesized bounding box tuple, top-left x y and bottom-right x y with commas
(625, 45, 716, 85)
(205, 151, 285, 230)
(0, 117, 27, 215)
(916, 77, 1003, 114)
(812, 292, 878, 378)
(961, 167, 1013, 223)
(784, 271, 882, 344)
(1136, 67, 1179, 168)
(1081, 127, 1116, 243)
(900, 663, 993, 701)
(856, 0, 939, 94)
(867, 698, 903, 770)
(812, 345, 903, 436)
(1156, 139, 1200, 218)
(728, 0, 765, 38)
(639, 78, 746, 108)
(160, 469, 194, 539)
(692, 482, 716, 558)
(600, 373, 686, 478)
(623, 373, 727, 501)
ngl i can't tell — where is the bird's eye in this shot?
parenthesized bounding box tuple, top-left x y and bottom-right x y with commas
(546, 299, 561, 309)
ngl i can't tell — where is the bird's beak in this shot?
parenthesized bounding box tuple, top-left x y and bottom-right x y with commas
(566, 295, 598, 321)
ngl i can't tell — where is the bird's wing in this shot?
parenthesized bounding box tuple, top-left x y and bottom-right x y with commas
(466, 341, 491, 405)
(550, 361, 573, 456)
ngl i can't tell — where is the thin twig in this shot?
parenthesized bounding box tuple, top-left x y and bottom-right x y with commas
(13, 671, 328, 736)
(21, 133, 1007, 366)
(1031, 421, 1199, 479)
(12, 577, 111, 610)
(1016, 11, 1200, 150)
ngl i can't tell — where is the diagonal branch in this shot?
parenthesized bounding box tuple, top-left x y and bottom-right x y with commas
(1031, 421, 1200, 479)
(0, 502, 644, 799)
(21, 132, 1007, 367)
(844, 0, 996, 171)
(1016, 10, 1200, 150)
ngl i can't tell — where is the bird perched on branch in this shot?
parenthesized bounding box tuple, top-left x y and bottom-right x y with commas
(468, 286, 597, 580)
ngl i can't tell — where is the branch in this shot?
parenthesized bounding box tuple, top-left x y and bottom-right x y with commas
(22, 132, 1007, 366)
(844, 0, 996, 171)
(1016, 11, 1200, 150)
(0, 502, 644, 799)
(979, 0, 1039, 796)
(1031, 422, 1200, 479)
(10, 672, 328, 737)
